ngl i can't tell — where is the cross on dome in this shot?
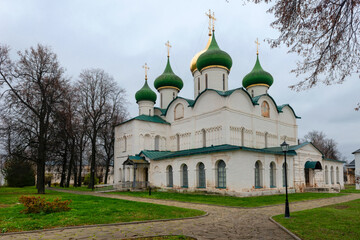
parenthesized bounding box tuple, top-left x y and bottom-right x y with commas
(142, 63, 149, 80)
(165, 40, 172, 57)
(211, 11, 216, 32)
(205, 9, 212, 36)
(255, 38, 260, 55)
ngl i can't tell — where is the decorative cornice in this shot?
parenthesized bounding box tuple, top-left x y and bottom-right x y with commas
(246, 83, 269, 89)
(157, 86, 180, 91)
(200, 65, 230, 73)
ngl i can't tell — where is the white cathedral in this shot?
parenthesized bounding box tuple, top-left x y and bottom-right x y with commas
(114, 16, 344, 196)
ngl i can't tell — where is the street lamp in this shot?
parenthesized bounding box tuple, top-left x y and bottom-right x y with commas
(281, 141, 290, 218)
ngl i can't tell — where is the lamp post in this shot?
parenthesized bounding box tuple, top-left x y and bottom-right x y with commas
(281, 141, 290, 218)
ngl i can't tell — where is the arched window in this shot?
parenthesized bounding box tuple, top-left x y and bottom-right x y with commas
(154, 135, 160, 151)
(241, 128, 245, 146)
(149, 109, 151, 115)
(217, 160, 226, 188)
(201, 129, 206, 147)
(261, 101, 270, 118)
(282, 162, 288, 187)
(255, 161, 263, 188)
(223, 74, 225, 90)
(205, 74, 208, 89)
(174, 103, 184, 120)
(173, 92, 175, 99)
(251, 90, 254, 97)
(176, 134, 180, 151)
(270, 162, 276, 188)
(167, 165, 173, 187)
(119, 168, 122, 182)
(336, 166, 340, 184)
(198, 162, 206, 188)
(331, 166, 334, 184)
(325, 166, 329, 184)
(265, 132, 268, 148)
(160, 93, 163, 108)
(198, 77, 200, 92)
(144, 134, 151, 150)
(181, 164, 188, 188)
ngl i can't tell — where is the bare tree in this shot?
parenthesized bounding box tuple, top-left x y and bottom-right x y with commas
(251, 0, 360, 109)
(77, 69, 126, 189)
(0, 44, 67, 194)
(302, 130, 341, 160)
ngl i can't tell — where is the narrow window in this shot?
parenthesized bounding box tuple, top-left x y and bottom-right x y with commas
(325, 166, 329, 184)
(160, 93, 163, 108)
(331, 166, 334, 184)
(198, 162, 206, 188)
(149, 109, 151, 115)
(265, 132, 268, 148)
(167, 165, 173, 187)
(222, 74, 225, 90)
(261, 101, 270, 117)
(154, 135, 160, 151)
(123, 136, 127, 152)
(176, 134, 180, 151)
(255, 161, 262, 188)
(198, 77, 200, 92)
(217, 160, 226, 188)
(241, 128, 245, 146)
(205, 74, 208, 89)
(336, 167, 339, 184)
(173, 92, 175, 99)
(270, 162, 276, 188)
(202, 129, 206, 147)
(251, 90, 254, 97)
(182, 164, 188, 188)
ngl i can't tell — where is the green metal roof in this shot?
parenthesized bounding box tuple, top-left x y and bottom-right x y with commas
(242, 55, 273, 89)
(116, 114, 170, 126)
(124, 155, 149, 165)
(305, 161, 322, 169)
(154, 107, 166, 115)
(154, 57, 183, 90)
(323, 158, 346, 163)
(140, 144, 297, 161)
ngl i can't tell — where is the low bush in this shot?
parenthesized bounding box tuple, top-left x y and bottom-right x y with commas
(19, 195, 72, 214)
(83, 173, 99, 185)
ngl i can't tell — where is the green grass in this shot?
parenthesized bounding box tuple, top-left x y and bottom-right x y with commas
(273, 199, 360, 240)
(341, 184, 360, 193)
(0, 187, 204, 233)
(51, 185, 94, 192)
(108, 190, 346, 208)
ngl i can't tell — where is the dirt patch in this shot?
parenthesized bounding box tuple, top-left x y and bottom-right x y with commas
(333, 205, 349, 209)
(0, 204, 10, 208)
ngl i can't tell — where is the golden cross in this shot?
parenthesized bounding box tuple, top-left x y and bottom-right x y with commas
(142, 63, 149, 80)
(255, 38, 260, 55)
(211, 11, 216, 31)
(165, 40, 171, 57)
(205, 9, 212, 36)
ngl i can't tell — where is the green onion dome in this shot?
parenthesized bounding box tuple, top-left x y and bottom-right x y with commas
(242, 55, 273, 89)
(154, 57, 183, 91)
(135, 80, 157, 103)
(196, 32, 232, 72)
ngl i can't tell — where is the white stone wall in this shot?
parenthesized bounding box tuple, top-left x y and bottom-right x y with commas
(148, 150, 296, 197)
(354, 152, 360, 189)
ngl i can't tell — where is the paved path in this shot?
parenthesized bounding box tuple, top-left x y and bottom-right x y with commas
(2, 190, 360, 240)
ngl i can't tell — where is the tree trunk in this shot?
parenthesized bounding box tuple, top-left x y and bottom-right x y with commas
(73, 152, 78, 187)
(65, 138, 75, 187)
(77, 135, 84, 187)
(36, 130, 47, 194)
(88, 130, 97, 190)
(60, 141, 68, 187)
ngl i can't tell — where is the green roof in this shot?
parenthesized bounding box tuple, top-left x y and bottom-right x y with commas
(154, 57, 183, 91)
(196, 31, 232, 72)
(116, 115, 170, 126)
(323, 158, 346, 163)
(140, 144, 297, 161)
(154, 107, 166, 115)
(124, 155, 149, 165)
(242, 55, 273, 89)
(305, 161, 322, 169)
(135, 80, 157, 103)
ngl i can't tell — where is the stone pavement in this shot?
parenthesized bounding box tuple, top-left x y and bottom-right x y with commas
(2, 190, 360, 240)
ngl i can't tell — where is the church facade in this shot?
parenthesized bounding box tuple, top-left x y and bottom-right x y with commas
(114, 18, 344, 196)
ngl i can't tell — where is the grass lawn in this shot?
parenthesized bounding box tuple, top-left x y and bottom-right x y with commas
(341, 184, 360, 193)
(273, 199, 360, 240)
(0, 187, 204, 233)
(51, 185, 94, 192)
(108, 190, 346, 208)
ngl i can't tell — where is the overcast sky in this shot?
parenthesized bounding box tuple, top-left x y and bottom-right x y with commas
(1, 0, 359, 161)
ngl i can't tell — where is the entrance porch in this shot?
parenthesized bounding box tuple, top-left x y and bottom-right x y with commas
(120, 156, 149, 190)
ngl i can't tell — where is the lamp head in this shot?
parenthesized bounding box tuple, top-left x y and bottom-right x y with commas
(281, 141, 289, 152)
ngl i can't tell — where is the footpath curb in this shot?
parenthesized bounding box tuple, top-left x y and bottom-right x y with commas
(1, 212, 209, 236)
(269, 216, 301, 240)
